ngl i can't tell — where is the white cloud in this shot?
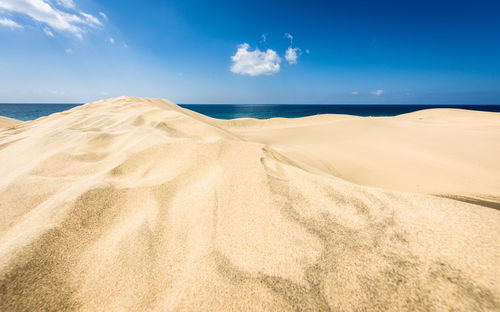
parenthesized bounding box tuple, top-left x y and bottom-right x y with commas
(107, 37, 114, 44)
(261, 34, 266, 42)
(99, 12, 108, 20)
(230, 43, 281, 76)
(65, 48, 72, 53)
(0, 18, 23, 28)
(0, 0, 102, 38)
(56, 0, 75, 9)
(284, 32, 302, 64)
(43, 27, 54, 37)
(285, 47, 300, 64)
(351, 91, 359, 95)
(370, 89, 384, 96)
(305, 49, 310, 54)
(80, 11, 101, 27)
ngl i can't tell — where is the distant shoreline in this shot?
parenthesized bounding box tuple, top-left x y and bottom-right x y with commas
(1, 103, 500, 121)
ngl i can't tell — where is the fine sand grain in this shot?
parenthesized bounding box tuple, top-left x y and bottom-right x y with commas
(0, 116, 21, 129)
(0, 97, 499, 311)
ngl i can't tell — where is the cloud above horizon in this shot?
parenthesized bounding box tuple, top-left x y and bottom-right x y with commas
(99, 12, 108, 21)
(370, 89, 384, 96)
(230, 43, 281, 76)
(56, 0, 75, 9)
(0, 17, 22, 28)
(0, 0, 103, 38)
(284, 33, 301, 65)
(285, 47, 300, 64)
(43, 27, 54, 37)
(231, 33, 307, 76)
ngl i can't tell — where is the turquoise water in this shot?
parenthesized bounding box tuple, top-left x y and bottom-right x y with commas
(1, 103, 499, 121)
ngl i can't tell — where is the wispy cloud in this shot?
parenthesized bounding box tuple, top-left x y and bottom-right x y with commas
(0, 18, 23, 28)
(99, 12, 108, 21)
(285, 32, 293, 45)
(43, 27, 54, 37)
(56, 0, 75, 9)
(230, 43, 281, 76)
(0, 0, 103, 38)
(370, 89, 384, 96)
(107, 37, 114, 44)
(65, 48, 73, 53)
(80, 11, 102, 27)
(260, 34, 266, 42)
(351, 91, 359, 95)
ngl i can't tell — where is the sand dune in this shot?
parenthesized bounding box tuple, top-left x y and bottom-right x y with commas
(0, 96, 499, 311)
(221, 108, 500, 197)
(0, 116, 21, 129)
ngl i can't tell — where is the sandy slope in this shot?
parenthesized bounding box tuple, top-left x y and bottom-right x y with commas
(0, 116, 21, 129)
(220, 109, 500, 198)
(0, 96, 499, 311)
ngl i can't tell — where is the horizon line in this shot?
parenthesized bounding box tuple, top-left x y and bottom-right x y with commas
(1, 103, 500, 106)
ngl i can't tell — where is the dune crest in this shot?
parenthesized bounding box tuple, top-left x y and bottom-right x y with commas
(0, 116, 21, 129)
(0, 97, 499, 311)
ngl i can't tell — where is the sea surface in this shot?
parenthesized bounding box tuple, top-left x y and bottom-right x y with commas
(1, 103, 500, 121)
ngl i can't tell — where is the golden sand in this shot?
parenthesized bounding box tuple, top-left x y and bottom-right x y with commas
(0, 96, 499, 311)
(0, 116, 21, 129)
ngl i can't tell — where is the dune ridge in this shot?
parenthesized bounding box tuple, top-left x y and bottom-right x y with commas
(0, 96, 499, 311)
(0, 116, 21, 129)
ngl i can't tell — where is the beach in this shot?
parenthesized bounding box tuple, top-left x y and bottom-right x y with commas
(0, 96, 499, 311)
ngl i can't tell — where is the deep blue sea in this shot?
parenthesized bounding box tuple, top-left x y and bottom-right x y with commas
(1, 103, 500, 121)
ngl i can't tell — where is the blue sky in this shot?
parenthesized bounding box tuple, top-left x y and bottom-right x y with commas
(0, 0, 499, 104)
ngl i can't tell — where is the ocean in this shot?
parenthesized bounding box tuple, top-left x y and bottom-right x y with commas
(1, 103, 500, 121)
